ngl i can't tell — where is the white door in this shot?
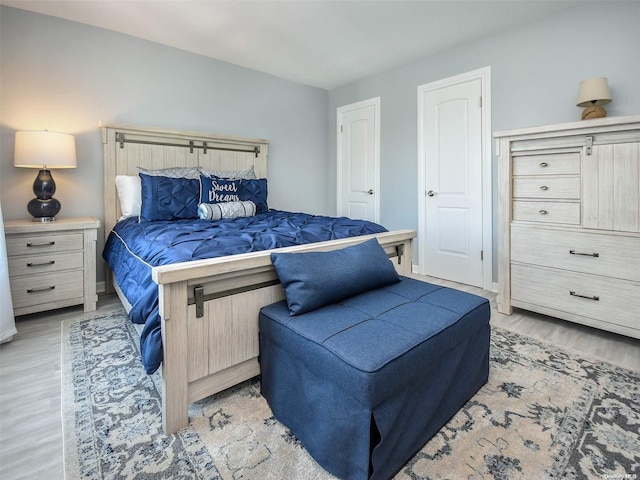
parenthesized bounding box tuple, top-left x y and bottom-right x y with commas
(337, 98, 380, 222)
(418, 77, 484, 287)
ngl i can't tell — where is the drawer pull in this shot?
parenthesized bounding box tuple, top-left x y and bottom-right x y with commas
(569, 291, 599, 301)
(26, 241, 55, 247)
(27, 285, 56, 293)
(539, 185, 549, 191)
(539, 209, 548, 215)
(539, 162, 548, 168)
(27, 260, 56, 267)
(569, 250, 599, 258)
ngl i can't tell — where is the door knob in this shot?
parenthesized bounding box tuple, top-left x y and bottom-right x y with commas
(426, 190, 437, 197)
(363, 189, 374, 195)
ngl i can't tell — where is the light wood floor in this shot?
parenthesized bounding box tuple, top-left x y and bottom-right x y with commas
(0, 281, 638, 480)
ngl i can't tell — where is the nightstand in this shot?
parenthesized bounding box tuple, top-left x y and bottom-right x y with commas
(4, 217, 101, 315)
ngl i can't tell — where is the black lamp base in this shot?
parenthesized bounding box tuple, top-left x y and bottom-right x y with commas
(27, 198, 61, 221)
(27, 169, 61, 221)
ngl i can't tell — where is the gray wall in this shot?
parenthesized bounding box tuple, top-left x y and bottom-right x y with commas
(0, 6, 329, 284)
(328, 1, 640, 281)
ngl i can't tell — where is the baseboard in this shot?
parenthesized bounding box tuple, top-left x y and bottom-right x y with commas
(411, 264, 497, 293)
(96, 281, 106, 294)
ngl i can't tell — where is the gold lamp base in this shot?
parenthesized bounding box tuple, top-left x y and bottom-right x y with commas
(581, 105, 607, 120)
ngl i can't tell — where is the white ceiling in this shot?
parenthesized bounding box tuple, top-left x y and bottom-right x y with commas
(2, 0, 587, 90)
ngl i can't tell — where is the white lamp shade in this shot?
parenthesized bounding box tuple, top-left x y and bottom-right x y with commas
(14, 130, 77, 169)
(576, 77, 612, 107)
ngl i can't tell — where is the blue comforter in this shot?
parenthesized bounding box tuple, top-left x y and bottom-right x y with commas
(103, 210, 387, 373)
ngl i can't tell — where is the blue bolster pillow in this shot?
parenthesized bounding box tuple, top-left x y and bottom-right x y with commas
(271, 238, 401, 315)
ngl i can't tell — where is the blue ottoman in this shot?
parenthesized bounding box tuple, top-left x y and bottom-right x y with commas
(259, 276, 490, 480)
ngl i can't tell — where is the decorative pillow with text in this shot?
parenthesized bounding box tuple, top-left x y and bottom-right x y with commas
(199, 176, 268, 213)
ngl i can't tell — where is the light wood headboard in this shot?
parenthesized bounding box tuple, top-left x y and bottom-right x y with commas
(101, 123, 269, 241)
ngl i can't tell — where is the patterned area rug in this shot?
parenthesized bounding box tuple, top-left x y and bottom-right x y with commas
(62, 310, 640, 479)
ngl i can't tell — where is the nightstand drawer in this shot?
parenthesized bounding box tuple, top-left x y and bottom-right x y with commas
(6, 233, 83, 256)
(8, 252, 84, 277)
(513, 201, 580, 224)
(10, 270, 84, 309)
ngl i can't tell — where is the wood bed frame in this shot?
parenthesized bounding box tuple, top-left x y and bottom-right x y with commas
(102, 123, 416, 434)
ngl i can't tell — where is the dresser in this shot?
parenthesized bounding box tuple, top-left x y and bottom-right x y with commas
(4, 217, 100, 315)
(495, 115, 640, 339)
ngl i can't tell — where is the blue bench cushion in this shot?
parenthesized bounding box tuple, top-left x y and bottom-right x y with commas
(259, 276, 491, 480)
(260, 276, 489, 407)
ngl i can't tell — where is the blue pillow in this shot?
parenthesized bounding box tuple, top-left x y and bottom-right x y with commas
(271, 238, 400, 315)
(199, 176, 241, 203)
(199, 176, 268, 213)
(239, 178, 268, 213)
(139, 173, 199, 222)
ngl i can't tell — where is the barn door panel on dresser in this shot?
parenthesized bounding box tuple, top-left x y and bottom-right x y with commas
(496, 115, 640, 340)
(583, 141, 640, 232)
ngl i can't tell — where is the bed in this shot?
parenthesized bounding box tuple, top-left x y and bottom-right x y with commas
(101, 123, 416, 434)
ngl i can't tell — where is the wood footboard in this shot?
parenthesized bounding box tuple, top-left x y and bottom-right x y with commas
(152, 229, 415, 434)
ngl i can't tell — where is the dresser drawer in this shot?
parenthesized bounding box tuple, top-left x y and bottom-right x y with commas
(6, 233, 83, 256)
(513, 176, 580, 200)
(511, 226, 640, 282)
(513, 152, 580, 176)
(513, 201, 580, 224)
(10, 270, 84, 309)
(511, 264, 640, 331)
(8, 251, 84, 278)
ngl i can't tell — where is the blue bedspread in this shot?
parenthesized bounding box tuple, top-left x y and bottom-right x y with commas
(102, 210, 387, 374)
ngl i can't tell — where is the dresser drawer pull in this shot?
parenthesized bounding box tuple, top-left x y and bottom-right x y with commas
(569, 291, 599, 301)
(539, 185, 549, 191)
(569, 250, 599, 258)
(27, 285, 56, 293)
(539, 162, 548, 168)
(26, 241, 55, 247)
(27, 260, 56, 267)
(539, 209, 548, 215)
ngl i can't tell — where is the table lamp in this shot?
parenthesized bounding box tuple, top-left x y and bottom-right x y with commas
(13, 130, 77, 222)
(576, 77, 612, 120)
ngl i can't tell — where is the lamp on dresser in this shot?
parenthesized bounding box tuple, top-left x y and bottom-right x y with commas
(576, 77, 612, 120)
(13, 130, 77, 222)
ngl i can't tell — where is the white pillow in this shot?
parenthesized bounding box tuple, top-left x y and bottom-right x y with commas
(115, 175, 142, 220)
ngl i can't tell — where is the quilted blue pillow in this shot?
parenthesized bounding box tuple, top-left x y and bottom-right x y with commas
(271, 238, 400, 315)
(199, 176, 268, 213)
(139, 173, 199, 222)
(239, 178, 268, 213)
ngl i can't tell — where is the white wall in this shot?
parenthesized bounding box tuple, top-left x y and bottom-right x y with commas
(0, 6, 329, 283)
(328, 1, 640, 280)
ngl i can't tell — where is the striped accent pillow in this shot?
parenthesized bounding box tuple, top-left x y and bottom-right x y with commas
(197, 200, 257, 221)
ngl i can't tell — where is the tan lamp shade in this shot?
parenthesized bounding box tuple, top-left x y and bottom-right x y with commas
(576, 77, 611, 120)
(14, 130, 77, 168)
